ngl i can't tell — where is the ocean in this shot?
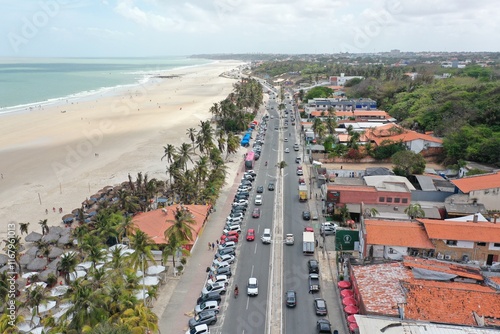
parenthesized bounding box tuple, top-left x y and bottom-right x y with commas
(0, 57, 210, 112)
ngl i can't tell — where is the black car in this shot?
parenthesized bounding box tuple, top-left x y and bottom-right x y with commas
(188, 310, 218, 328)
(302, 210, 311, 220)
(236, 191, 250, 197)
(231, 206, 246, 213)
(196, 291, 222, 305)
(314, 298, 328, 316)
(285, 290, 297, 307)
(256, 186, 264, 193)
(316, 319, 332, 334)
(308, 259, 319, 274)
(268, 182, 275, 191)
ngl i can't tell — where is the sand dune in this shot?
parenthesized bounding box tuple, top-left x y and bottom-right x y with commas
(0, 60, 244, 239)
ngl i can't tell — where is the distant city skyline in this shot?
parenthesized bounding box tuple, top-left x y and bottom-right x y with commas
(1, 0, 499, 57)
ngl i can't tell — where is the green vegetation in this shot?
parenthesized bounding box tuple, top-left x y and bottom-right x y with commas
(391, 150, 426, 176)
(304, 86, 334, 100)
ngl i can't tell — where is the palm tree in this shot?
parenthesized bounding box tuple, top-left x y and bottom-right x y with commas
(225, 133, 240, 160)
(339, 204, 351, 225)
(23, 285, 47, 321)
(162, 233, 189, 272)
(278, 161, 288, 176)
(405, 203, 425, 219)
(176, 143, 194, 170)
(118, 304, 159, 334)
(38, 219, 49, 235)
(58, 251, 78, 284)
(186, 127, 197, 154)
(161, 143, 176, 163)
(117, 216, 136, 244)
(128, 230, 156, 271)
(364, 207, 379, 218)
(19, 222, 29, 235)
(0, 312, 24, 333)
(164, 206, 196, 243)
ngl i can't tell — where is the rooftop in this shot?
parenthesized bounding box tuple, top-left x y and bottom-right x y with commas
(402, 256, 484, 281)
(451, 171, 500, 193)
(364, 175, 416, 192)
(418, 218, 500, 243)
(365, 220, 435, 249)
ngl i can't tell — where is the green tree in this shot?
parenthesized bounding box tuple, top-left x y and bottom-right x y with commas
(391, 150, 426, 176)
(405, 203, 425, 219)
(19, 222, 29, 235)
(304, 86, 333, 100)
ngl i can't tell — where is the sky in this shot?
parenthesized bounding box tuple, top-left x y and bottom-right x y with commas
(1, 0, 499, 57)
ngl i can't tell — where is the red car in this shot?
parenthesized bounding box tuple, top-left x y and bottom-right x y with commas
(252, 208, 261, 218)
(246, 228, 255, 241)
(298, 178, 306, 185)
(221, 235, 239, 243)
(304, 227, 314, 232)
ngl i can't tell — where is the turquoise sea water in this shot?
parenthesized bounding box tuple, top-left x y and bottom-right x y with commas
(0, 57, 210, 112)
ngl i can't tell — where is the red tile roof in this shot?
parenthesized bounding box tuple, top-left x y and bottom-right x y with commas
(365, 220, 435, 249)
(402, 256, 483, 281)
(365, 123, 443, 145)
(418, 218, 500, 243)
(327, 185, 377, 192)
(402, 279, 500, 326)
(451, 171, 500, 193)
(133, 205, 210, 244)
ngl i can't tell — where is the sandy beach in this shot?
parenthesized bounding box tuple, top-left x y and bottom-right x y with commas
(0, 60, 244, 240)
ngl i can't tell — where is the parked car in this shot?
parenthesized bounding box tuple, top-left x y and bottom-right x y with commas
(223, 225, 241, 234)
(209, 265, 232, 279)
(194, 300, 220, 315)
(246, 228, 255, 241)
(254, 195, 263, 205)
(308, 259, 319, 274)
(226, 216, 243, 224)
(227, 212, 244, 220)
(214, 254, 235, 264)
(216, 248, 235, 257)
(220, 235, 238, 243)
(256, 186, 264, 193)
(232, 199, 248, 207)
(285, 290, 297, 307)
(268, 182, 275, 191)
(252, 208, 261, 218)
(218, 241, 236, 250)
(196, 291, 221, 305)
(302, 210, 311, 220)
(201, 282, 227, 296)
(246, 170, 256, 177)
(320, 222, 337, 236)
(314, 298, 328, 316)
(247, 277, 259, 296)
(316, 319, 332, 334)
(207, 274, 229, 287)
(188, 310, 217, 328)
(186, 324, 210, 334)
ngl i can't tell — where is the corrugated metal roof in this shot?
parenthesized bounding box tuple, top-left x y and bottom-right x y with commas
(415, 175, 437, 191)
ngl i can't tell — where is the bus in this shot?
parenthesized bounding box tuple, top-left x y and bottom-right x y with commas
(245, 151, 255, 171)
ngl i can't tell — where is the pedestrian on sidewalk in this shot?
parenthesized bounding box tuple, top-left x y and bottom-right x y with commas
(216, 240, 219, 245)
(212, 242, 215, 251)
(208, 242, 211, 250)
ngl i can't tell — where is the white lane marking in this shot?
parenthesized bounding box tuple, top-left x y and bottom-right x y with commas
(254, 243, 257, 254)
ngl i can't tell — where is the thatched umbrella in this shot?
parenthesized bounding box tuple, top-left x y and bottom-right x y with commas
(27, 257, 48, 271)
(47, 258, 61, 270)
(60, 227, 72, 235)
(48, 247, 64, 259)
(57, 235, 72, 246)
(50, 285, 69, 297)
(20, 253, 35, 266)
(71, 208, 80, 215)
(62, 215, 74, 224)
(26, 247, 39, 256)
(50, 226, 63, 235)
(38, 268, 57, 282)
(42, 233, 60, 244)
(25, 231, 42, 243)
(0, 254, 8, 266)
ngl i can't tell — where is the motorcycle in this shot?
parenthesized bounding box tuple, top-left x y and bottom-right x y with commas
(265, 161, 268, 166)
(234, 287, 239, 298)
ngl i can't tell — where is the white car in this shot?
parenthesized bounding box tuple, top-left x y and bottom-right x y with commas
(254, 195, 263, 206)
(237, 186, 251, 192)
(226, 216, 243, 224)
(223, 225, 241, 234)
(247, 277, 259, 296)
(261, 228, 271, 244)
(284, 138, 288, 142)
(201, 281, 227, 296)
(284, 148, 290, 153)
(233, 199, 249, 206)
(207, 274, 229, 287)
(214, 254, 235, 264)
(227, 213, 243, 220)
(186, 324, 210, 334)
(195, 300, 220, 315)
(218, 241, 236, 250)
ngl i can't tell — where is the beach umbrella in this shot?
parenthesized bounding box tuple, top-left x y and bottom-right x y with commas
(69, 270, 86, 281)
(24, 282, 47, 291)
(349, 323, 359, 332)
(109, 244, 128, 251)
(342, 297, 357, 306)
(146, 265, 166, 276)
(20, 253, 35, 266)
(53, 308, 69, 321)
(62, 215, 74, 223)
(17, 322, 36, 333)
(27, 257, 48, 271)
(38, 269, 56, 282)
(341, 289, 354, 298)
(0, 254, 8, 266)
(134, 290, 149, 300)
(338, 281, 352, 289)
(76, 262, 92, 270)
(347, 315, 357, 323)
(57, 234, 72, 246)
(31, 300, 56, 314)
(42, 233, 60, 244)
(26, 246, 39, 256)
(25, 232, 42, 243)
(50, 285, 69, 297)
(22, 272, 39, 279)
(121, 249, 135, 256)
(47, 258, 61, 270)
(344, 305, 359, 315)
(138, 276, 159, 286)
(48, 247, 64, 259)
(136, 270, 144, 277)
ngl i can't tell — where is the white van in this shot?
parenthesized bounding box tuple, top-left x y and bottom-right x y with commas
(261, 228, 271, 244)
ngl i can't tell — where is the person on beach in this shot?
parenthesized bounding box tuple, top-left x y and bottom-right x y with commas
(45, 209, 48, 214)
(208, 242, 211, 250)
(212, 242, 215, 251)
(53, 207, 56, 212)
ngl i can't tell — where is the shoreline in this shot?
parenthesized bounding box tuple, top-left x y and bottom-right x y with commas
(0, 60, 245, 241)
(0, 58, 217, 116)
